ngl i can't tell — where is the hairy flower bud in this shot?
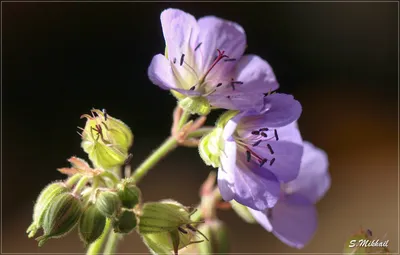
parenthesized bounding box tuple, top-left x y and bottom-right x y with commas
(95, 190, 121, 218)
(178, 96, 211, 116)
(138, 200, 205, 255)
(199, 127, 225, 168)
(117, 180, 141, 209)
(36, 192, 83, 247)
(138, 200, 193, 234)
(80, 109, 133, 170)
(230, 200, 257, 224)
(27, 182, 69, 238)
(78, 203, 106, 246)
(112, 209, 137, 234)
(197, 220, 229, 254)
(343, 228, 372, 254)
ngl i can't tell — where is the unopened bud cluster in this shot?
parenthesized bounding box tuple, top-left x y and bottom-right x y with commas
(27, 109, 141, 247)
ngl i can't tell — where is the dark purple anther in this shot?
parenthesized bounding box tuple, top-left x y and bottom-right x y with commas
(269, 158, 275, 166)
(267, 144, 274, 154)
(246, 150, 251, 162)
(259, 158, 267, 167)
(194, 42, 202, 51)
(274, 129, 279, 141)
(252, 140, 261, 147)
(180, 54, 185, 66)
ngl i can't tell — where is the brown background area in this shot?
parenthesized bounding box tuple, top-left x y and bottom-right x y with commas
(2, 2, 398, 254)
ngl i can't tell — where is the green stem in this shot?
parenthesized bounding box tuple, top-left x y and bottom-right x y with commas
(130, 136, 178, 183)
(65, 174, 82, 188)
(103, 231, 122, 255)
(187, 127, 214, 138)
(178, 110, 191, 129)
(72, 176, 89, 195)
(86, 220, 111, 255)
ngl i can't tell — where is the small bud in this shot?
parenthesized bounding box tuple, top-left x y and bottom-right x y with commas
(230, 200, 257, 224)
(138, 200, 193, 234)
(142, 229, 201, 255)
(197, 220, 229, 254)
(179, 96, 211, 116)
(138, 200, 205, 255)
(116, 180, 141, 209)
(198, 127, 225, 168)
(80, 109, 134, 170)
(95, 190, 121, 218)
(78, 203, 106, 246)
(27, 182, 69, 238)
(112, 209, 137, 234)
(36, 192, 83, 247)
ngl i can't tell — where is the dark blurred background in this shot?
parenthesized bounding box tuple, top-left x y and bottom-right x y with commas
(2, 2, 398, 254)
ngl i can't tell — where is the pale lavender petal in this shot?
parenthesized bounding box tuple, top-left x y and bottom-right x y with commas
(218, 136, 237, 201)
(248, 208, 273, 232)
(196, 16, 246, 78)
(285, 141, 330, 203)
(160, 9, 198, 61)
(170, 88, 202, 96)
(254, 140, 303, 183)
(148, 54, 177, 90)
(237, 94, 302, 131)
(233, 54, 279, 93)
(268, 194, 318, 249)
(229, 147, 280, 210)
(208, 93, 265, 111)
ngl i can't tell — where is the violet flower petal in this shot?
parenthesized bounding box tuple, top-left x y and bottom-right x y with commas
(147, 54, 177, 90)
(286, 141, 330, 203)
(232, 54, 280, 94)
(250, 194, 318, 249)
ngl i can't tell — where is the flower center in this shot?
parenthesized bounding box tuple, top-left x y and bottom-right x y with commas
(236, 127, 279, 167)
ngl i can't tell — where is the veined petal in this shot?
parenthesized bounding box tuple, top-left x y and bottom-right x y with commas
(196, 16, 246, 78)
(285, 141, 330, 203)
(236, 94, 302, 133)
(208, 93, 265, 112)
(148, 54, 177, 90)
(161, 9, 198, 61)
(254, 140, 303, 183)
(254, 122, 303, 182)
(229, 147, 280, 210)
(217, 136, 237, 202)
(268, 194, 318, 249)
(233, 54, 279, 94)
(248, 208, 272, 232)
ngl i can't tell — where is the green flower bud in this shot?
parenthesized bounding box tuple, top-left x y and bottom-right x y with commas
(230, 200, 257, 224)
(95, 190, 121, 218)
(215, 110, 239, 128)
(78, 203, 106, 246)
(138, 200, 193, 234)
(27, 182, 69, 238)
(112, 209, 137, 234)
(36, 192, 83, 247)
(197, 220, 229, 254)
(142, 229, 199, 255)
(179, 96, 211, 116)
(138, 200, 206, 255)
(80, 109, 133, 170)
(117, 180, 141, 209)
(199, 127, 225, 168)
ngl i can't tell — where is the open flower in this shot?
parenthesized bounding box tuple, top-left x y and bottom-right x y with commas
(148, 8, 279, 115)
(200, 93, 303, 210)
(248, 141, 330, 249)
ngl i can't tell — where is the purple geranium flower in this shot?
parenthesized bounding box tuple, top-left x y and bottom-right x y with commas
(148, 8, 279, 112)
(216, 93, 303, 210)
(248, 141, 330, 249)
